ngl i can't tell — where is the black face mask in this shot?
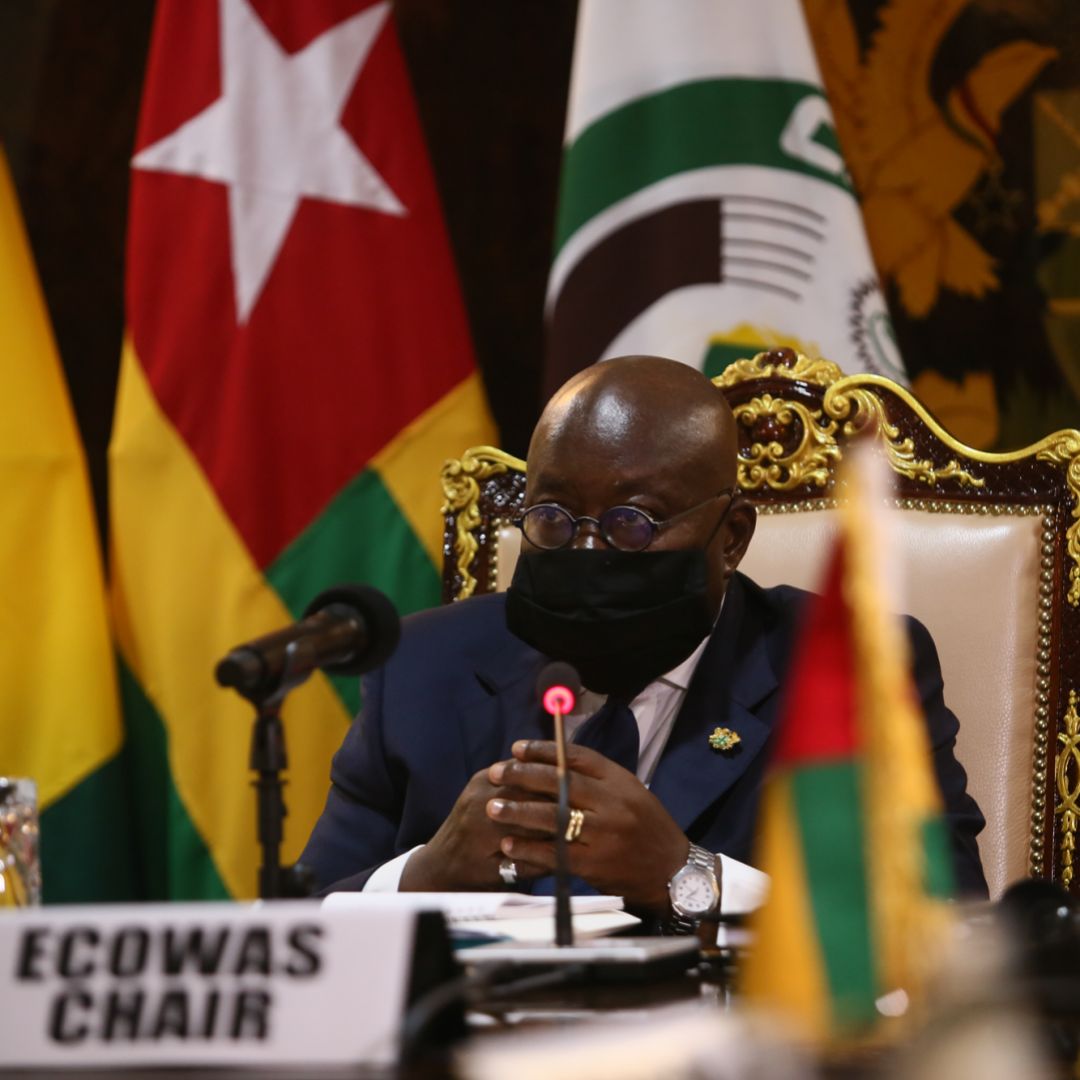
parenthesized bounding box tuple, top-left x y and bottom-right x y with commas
(505, 548, 714, 696)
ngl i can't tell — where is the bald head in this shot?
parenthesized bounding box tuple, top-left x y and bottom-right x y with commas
(529, 356, 738, 494)
(525, 356, 754, 613)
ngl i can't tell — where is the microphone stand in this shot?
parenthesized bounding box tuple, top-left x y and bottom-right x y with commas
(216, 584, 402, 901)
(246, 641, 303, 900)
(552, 703, 574, 948)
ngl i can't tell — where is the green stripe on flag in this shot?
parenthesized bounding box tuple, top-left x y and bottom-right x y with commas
(703, 340, 764, 379)
(920, 815, 956, 899)
(266, 467, 442, 717)
(118, 659, 230, 901)
(40, 754, 139, 904)
(555, 78, 850, 251)
(792, 760, 878, 1028)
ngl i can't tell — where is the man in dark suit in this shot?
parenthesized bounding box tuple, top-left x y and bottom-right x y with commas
(302, 357, 987, 916)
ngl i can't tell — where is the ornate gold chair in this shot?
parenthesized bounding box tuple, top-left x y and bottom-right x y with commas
(440, 349, 1080, 899)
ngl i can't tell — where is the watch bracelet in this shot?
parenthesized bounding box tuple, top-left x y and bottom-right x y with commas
(687, 842, 715, 874)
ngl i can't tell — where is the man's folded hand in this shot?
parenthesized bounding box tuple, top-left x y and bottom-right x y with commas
(398, 767, 551, 891)
(485, 739, 689, 914)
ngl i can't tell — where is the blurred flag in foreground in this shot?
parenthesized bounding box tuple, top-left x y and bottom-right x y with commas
(545, 0, 903, 395)
(110, 0, 495, 899)
(742, 448, 953, 1040)
(0, 148, 130, 902)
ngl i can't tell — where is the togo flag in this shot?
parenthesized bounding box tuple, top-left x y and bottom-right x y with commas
(111, 0, 495, 899)
(545, 0, 905, 393)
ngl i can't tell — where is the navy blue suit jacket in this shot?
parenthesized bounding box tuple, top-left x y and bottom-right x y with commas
(301, 573, 988, 897)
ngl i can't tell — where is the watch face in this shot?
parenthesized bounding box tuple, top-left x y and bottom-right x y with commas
(670, 864, 718, 917)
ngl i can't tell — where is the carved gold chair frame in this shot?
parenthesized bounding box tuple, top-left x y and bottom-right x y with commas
(440, 349, 1080, 892)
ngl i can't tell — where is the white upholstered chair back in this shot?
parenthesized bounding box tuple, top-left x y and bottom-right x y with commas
(440, 351, 1080, 899)
(741, 507, 1043, 898)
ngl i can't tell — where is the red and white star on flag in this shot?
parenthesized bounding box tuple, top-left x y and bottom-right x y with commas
(133, 0, 405, 324)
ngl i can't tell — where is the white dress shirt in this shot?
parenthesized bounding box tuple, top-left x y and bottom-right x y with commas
(362, 635, 770, 914)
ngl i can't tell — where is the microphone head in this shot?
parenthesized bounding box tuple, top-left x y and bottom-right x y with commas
(997, 878, 1080, 1029)
(536, 661, 581, 717)
(214, 648, 266, 692)
(998, 878, 1080, 954)
(303, 583, 401, 675)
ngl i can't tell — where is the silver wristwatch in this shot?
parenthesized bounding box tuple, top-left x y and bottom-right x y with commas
(667, 843, 720, 933)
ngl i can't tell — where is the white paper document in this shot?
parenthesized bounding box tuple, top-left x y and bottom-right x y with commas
(455, 909, 642, 943)
(322, 891, 624, 922)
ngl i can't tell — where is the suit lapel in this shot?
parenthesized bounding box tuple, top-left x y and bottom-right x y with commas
(460, 623, 551, 774)
(648, 574, 780, 832)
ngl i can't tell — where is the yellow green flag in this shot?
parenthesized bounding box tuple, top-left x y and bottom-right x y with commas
(0, 148, 133, 902)
(742, 452, 954, 1043)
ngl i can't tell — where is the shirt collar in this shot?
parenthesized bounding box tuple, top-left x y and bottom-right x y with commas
(571, 631, 709, 720)
(651, 631, 711, 694)
(650, 588, 726, 693)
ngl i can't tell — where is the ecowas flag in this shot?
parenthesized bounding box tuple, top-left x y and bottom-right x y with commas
(110, 0, 496, 899)
(546, 0, 905, 393)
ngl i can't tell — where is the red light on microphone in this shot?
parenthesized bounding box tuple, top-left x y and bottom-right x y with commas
(542, 685, 576, 717)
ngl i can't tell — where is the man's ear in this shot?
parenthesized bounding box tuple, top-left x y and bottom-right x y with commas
(721, 500, 756, 580)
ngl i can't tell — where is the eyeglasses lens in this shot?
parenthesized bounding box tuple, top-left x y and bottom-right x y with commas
(599, 506, 654, 552)
(523, 505, 574, 549)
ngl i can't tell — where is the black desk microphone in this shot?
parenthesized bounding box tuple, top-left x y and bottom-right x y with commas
(537, 661, 581, 947)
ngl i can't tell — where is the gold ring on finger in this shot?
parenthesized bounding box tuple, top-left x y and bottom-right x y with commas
(565, 808, 585, 843)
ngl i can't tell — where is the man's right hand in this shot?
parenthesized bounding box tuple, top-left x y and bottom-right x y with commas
(398, 765, 549, 891)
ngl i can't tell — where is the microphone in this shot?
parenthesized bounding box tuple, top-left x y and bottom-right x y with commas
(537, 661, 582, 948)
(996, 879, 1080, 1064)
(215, 583, 401, 702)
(537, 661, 581, 718)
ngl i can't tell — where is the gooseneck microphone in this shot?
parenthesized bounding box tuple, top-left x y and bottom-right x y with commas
(215, 583, 401, 702)
(537, 661, 582, 948)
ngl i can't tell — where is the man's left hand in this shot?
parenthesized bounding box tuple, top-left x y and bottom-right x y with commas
(486, 740, 689, 913)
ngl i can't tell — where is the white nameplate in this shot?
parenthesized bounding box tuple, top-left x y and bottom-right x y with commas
(0, 900, 429, 1068)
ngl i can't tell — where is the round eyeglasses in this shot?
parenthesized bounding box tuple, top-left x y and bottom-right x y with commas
(514, 488, 736, 553)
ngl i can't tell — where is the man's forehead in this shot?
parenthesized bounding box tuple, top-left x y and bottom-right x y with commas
(537, 394, 719, 449)
(536, 407, 720, 460)
(530, 455, 687, 489)
(528, 429, 719, 500)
